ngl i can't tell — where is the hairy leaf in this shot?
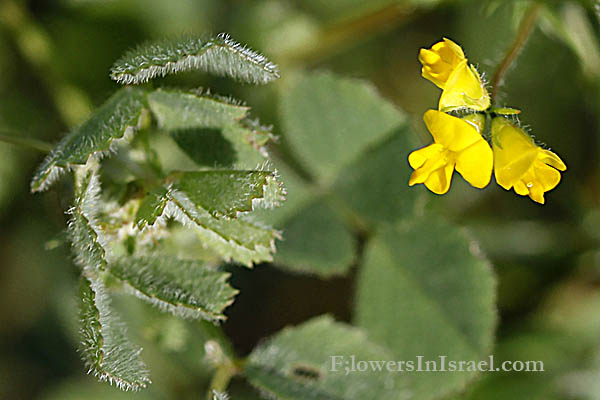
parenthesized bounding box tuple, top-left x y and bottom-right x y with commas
(135, 186, 170, 230)
(31, 87, 147, 192)
(111, 34, 279, 85)
(107, 255, 238, 322)
(355, 217, 497, 399)
(136, 186, 279, 266)
(79, 274, 151, 391)
(136, 170, 283, 228)
(148, 90, 268, 169)
(245, 315, 411, 400)
(147, 89, 249, 129)
(68, 166, 108, 271)
(249, 158, 314, 229)
(170, 170, 284, 218)
(280, 72, 405, 183)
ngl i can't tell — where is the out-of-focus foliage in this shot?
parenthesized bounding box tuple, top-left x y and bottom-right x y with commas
(2, 0, 600, 399)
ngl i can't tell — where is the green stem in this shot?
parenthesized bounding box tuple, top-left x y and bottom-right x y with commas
(206, 360, 240, 400)
(0, 132, 53, 152)
(490, 2, 541, 104)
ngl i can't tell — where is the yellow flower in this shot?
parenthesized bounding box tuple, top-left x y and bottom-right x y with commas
(409, 110, 493, 194)
(419, 38, 490, 112)
(419, 38, 465, 89)
(492, 117, 566, 204)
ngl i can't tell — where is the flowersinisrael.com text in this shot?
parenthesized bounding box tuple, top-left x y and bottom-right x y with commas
(329, 355, 544, 376)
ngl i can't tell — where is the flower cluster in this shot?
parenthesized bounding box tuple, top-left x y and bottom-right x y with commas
(409, 38, 566, 204)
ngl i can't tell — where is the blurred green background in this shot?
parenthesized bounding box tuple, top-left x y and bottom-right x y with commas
(1, 0, 599, 399)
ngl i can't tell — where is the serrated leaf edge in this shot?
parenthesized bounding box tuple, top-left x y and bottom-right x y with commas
(31, 108, 147, 193)
(107, 259, 239, 322)
(111, 33, 280, 85)
(79, 272, 151, 391)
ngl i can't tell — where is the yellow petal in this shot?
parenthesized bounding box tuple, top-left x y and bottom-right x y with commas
(513, 180, 529, 196)
(408, 143, 444, 169)
(419, 38, 466, 89)
(455, 138, 493, 188)
(492, 117, 539, 189)
(409, 147, 448, 186)
(437, 38, 466, 60)
(534, 160, 562, 191)
(423, 110, 481, 152)
(539, 149, 567, 171)
(419, 48, 441, 64)
(423, 162, 455, 194)
(439, 60, 490, 112)
(494, 149, 538, 190)
(528, 183, 545, 204)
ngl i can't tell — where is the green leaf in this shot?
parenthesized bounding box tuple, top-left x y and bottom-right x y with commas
(355, 217, 497, 399)
(79, 274, 151, 391)
(31, 87, 147, 192)
(110, 34, 280, 85)
(170, 128, 237, 168)
(68, 165, 108, 271)
(136, 184, 280, 267)
(249, 157, 314, 228)
(333, 127, 419, 226)
(245, 315, 410, 400)
(136, 170, 284, 228)
(280, 71, 405, 183)
(274, 200, 354, 277)
(147, 89, 249, 130)
(169, 125, 269, 171)
(170, 170, 284, 218)
(147, 89, 268, 169)
(107, 255, 238, 322)
(135, 186, 170, 230)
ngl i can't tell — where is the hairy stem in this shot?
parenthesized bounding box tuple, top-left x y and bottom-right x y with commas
(0, 132, 53, 152)
(490, 2, 541, 103)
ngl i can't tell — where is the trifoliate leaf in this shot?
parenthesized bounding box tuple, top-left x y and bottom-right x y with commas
(355, 217, 497, 399)
(107, 255, 238, 322)
(245, 315, 411, 400)
(31, 87, 147, 192)
(280, 72, 405, 183)
(79, 274, 151, 391)
(111, 34, 279, 85)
